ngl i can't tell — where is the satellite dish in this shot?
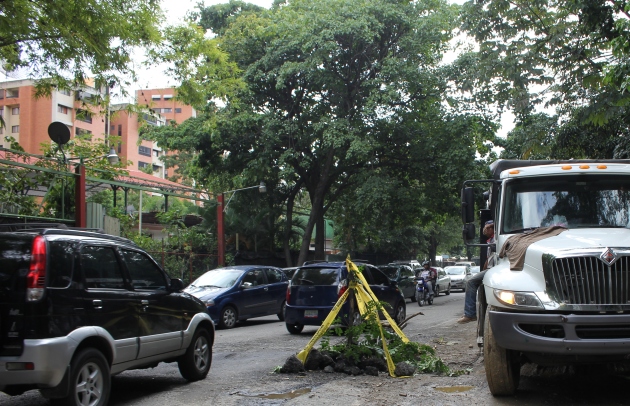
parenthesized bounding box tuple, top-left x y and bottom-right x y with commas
(48, 122, 70, 145)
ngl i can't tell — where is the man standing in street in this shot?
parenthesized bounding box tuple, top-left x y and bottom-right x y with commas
(457, 220, 495, 324)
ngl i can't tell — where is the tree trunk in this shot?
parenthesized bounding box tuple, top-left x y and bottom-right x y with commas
(283, 182, 302, 267)
(315, 212, 325, 260)
(428, 231, 438, 266)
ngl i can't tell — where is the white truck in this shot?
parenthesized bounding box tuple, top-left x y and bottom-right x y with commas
(462, 159, 630, 396)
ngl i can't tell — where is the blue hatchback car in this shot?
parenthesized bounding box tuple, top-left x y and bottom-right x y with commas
(284, 262, 406, 334)
(184, 266, 288, 329)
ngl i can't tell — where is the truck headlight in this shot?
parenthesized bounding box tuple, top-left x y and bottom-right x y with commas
(493, 289, 543, 309)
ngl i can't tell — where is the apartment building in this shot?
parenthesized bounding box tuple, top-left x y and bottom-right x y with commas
(136, 88, 196, 125)
(0, 80, 185, 182)
(0, 79, 105, 153)
(109, 103, 167, 178)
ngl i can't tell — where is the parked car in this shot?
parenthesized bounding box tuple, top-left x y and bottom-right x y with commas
(445, 265, 472, 291)
(0, 226, 214, 406)
(470, 265, 481, 275)
(284, 261, 407, 334)
(377, 264, 417, 301)
(455, 261, 476, 267)
(185, 265, 288, 329)
(433, 267, 452, 296)
(282, 267, 299, 279)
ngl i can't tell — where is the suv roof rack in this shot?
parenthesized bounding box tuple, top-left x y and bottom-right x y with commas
(0, 223, 135, 245)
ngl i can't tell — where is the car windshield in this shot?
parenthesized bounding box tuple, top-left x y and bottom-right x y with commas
(445, 267, 466, 275)
(470, 266, 481, 274)
(502, 174, 630, 233)
(190, 268, 243, 288)
(378, 266, 399, 279)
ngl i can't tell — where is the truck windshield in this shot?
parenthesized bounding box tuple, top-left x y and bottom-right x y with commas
(502, 174, 630, 233)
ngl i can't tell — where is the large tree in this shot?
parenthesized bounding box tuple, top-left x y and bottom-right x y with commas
(1, 0, 162, 96)
(194, 0, 460, 265)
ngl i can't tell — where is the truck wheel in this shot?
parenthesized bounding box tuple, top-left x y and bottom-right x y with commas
(61, 348, 111, 406)
(219, 306, 237, 329)
(286, 322, 304, 334)
(484, 306, 520, 396)
(178, 327, 212, 381)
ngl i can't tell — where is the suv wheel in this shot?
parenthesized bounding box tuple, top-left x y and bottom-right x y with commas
(178, 327, 212, 381)
(220, 306, 237, 329)
(286, 322, 304, 334)
(63, 348, 111, 406)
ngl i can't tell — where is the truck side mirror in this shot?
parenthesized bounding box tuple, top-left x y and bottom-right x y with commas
(461, 187, 475, 224)
(463, 223, 476, 241)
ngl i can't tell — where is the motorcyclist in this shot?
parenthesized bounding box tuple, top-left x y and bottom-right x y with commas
(419, 261, 435, 299)
(420, 260, 438, 295)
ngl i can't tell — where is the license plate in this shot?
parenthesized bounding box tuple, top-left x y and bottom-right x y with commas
(304, 310, 318, 318)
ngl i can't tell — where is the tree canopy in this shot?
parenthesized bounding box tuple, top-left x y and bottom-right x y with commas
(1, 0, 162, 96)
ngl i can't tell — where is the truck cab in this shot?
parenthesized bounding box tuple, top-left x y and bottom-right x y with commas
(462, 159, 630, 396)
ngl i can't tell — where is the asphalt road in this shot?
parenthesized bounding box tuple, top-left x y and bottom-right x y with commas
(4, 291, 630, 405)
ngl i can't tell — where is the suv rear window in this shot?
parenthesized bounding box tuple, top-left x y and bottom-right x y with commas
(292, 267, 340, 285)
(0, 236, 31, 288)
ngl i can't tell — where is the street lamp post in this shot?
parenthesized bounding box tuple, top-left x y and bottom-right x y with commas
(217, 182, 267, 266)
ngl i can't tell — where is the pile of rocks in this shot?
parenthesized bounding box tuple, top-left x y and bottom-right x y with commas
(280, 349, 417, 377)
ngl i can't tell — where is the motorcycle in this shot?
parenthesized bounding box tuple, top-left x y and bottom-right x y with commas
(415, 276, 433, 306)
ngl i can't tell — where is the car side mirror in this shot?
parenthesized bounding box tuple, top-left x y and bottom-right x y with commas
(241, 282, 253, 289)
(170, 278, 184, 292)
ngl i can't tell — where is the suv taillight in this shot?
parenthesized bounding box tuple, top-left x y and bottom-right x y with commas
(27, 235, 46, 301)
(337, 278, 348, 298)
(286, 280, 291, 303)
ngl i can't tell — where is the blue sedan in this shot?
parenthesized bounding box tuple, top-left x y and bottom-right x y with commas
(185, 266, 288, 329)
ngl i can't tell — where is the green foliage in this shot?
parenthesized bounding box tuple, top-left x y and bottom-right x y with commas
(458, 0, 630, 124)
(318, 299, 451, 375)
(2, 0, 162, 99)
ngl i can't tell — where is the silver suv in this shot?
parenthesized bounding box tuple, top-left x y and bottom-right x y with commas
(0, 226, 214, 406)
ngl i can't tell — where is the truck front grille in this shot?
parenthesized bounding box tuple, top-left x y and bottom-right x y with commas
(548, 256, 630, 305)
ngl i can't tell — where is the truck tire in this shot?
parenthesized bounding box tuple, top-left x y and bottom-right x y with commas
(484, 306, 520, 396)
(178, 327, 212, 381)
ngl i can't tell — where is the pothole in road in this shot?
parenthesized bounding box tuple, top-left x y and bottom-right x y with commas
(434, 385, 474, 393)
(238, 388, 312, 399)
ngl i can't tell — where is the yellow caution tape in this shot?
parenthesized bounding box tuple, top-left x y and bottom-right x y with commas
(296, 288, 350, 363)
(295, 256, 411, 377)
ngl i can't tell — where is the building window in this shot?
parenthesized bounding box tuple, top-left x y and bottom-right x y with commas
(0, 127, 3, 135)
(0, 107, 3, 116)
(151, 95, 161, 100)
(58, 105, 69, 114)
(175, 108, 182, 113)
(6, 89, 18, 98)
(11, 125, 19, 133)
(138, 161, 149, 169)
(76, 109, 92, 123)
(163, 95, 173, 100)
(75, 127, 92, 140)
(60, 89, 71, 96)
(117, 142, 122, 154)
(162, 108, 172, 113)
(118, 124, 122, 136)
(153, 149, 160, 157)
(11, 107, 19, 115)
(138, 145, 151, 156)
(0, 89, 4, 99)
(152, 165, 160, 172)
